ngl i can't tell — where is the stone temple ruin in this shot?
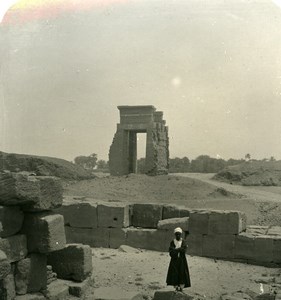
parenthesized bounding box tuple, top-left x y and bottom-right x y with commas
(109, 106, 169, 176)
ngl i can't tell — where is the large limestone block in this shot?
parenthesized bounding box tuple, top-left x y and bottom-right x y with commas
(126, 228, 169, 252)
(0, 272, 16, 300)
(54, 202, 97, 228)
(0, 250, 10, 280)
(109, 228, 127, 249)
(157, 217, 189, 233)
(16, 293, 45, 300)
(234, 233, 255, 260)
(0, 206, 24, 238)
(252, 235, 273, 264)
(47, 244, 92, 282)
(0, 235, 27, 263)
(65, 227, 110, 248)
(202, 234, 235, 259)
(132, 204, 163, 228)
(185, 234, 203, 256)
(94, 287, 143, 300)
(246, 226, 269, 236)
(97, 203, 130, 228)
(15, 254, 47, 294)
(21, 213, 66, 253)
(0, 172, 63, 211)
(61, 277, 93, 298)
(267, 226, 281, 236)
(188, 210, 209, 235)
(42, 279, 69, 300)
(272, 237, 281, 263)
(154, 289, 194, 300)
(162, 205, 190, 220)
(208, 210, 247, 235)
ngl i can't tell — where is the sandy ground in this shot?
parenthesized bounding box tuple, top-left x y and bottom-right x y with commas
(90, 247, 280, 300)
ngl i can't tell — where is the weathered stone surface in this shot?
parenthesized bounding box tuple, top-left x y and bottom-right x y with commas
(42, 279, 69, 300)
(47, 244, 92, 282)
(254, 293, 275, 300)
(0, 271, 16, 300)
(15, 254, 47, 294)
(118, 245, 141, 254)
(54, 202, 98, 228)
(0, 250, 10, 280)
(267, 226, 281, 236)
(162, 205, 190, 219)
(188, 210, 209, 235)
(15, 293, 46, 300)
(97, 203, 130, 228)
(246, 226, 269, 236)
(154, 289, 194, 300)
(21, 213, 66, 253)
(95, 287, 143, 300)
(0, 206, 24, 238)
(253, 235, 273, 263)
(234, 233, 255, 260)
(273, 238, 281, 263)
(208, 210, 246, 235)
(62, 277, 93, 298)
(202, 234, 235, 259)
(132, 204, 163, 228)
(157, 217, 189, 232)
(65, 227, 110, 248)
(0, 235, 27, 263)
(0, 172, 63, 211)
(185, 234, 203, 256)
(221, 291, 252, 300)
(126, 228, 169, 252)
(109, 228, 127, 249)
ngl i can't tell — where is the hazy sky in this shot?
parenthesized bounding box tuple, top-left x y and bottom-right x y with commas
(1, 0, 281, 161)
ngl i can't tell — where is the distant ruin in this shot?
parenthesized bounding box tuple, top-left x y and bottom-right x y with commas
(109, 105, 169, 176)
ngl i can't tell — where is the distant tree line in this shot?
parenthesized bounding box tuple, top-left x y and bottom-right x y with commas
(73, 153, 109, 172)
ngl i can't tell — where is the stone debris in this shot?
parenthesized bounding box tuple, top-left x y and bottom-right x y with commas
(94, 287, 143, 300)
(118, 245, 141, 254)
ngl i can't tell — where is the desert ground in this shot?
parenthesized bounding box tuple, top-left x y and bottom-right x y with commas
(63, 173, 281, 299)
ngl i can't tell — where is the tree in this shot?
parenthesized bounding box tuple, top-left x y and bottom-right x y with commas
(245, 153, 251, 161)
(97, 160, 109, 170)
(74, 153, 97, 170)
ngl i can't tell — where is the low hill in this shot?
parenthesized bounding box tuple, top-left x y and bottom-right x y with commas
(214, 161, 281, 186)
(0, 151, 94, 180)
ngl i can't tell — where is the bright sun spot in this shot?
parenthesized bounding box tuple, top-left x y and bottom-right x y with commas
(0, 0, 19, 23)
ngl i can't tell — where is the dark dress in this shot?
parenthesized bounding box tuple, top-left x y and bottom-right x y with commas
(166, 239, 191, 288)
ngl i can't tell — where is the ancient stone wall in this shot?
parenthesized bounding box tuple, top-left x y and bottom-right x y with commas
(0, 172, 93, 300)
(58, 199, 281, 267)
(109, 106, 169, 176)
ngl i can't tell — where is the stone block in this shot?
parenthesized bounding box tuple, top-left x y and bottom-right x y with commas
(97, 203, 130, 228)
(118, 245, 141, 254)
(252, 235, 273, 263)
(0, 235, 27, 263)
(0, 250, 10, 280)
(185, 234, 203, 256)
(126, 228, 169, 252)
(54, 202, 97, 228)
(0, 206, 24, 238)
(246, 226, 269, 236)
(202, 234, 235, 259)
(154, 289, 194, 300)
(157, 218, 189, 234)
(94, 287, 143, 300)
(65, 227, 110, 248)
(21, 213, 66, 253)
(273, 237, 281, 263)
(0, 172, 63, 211)
(162, 205, 190, 219)
(109, 228, 127, 249)
(15, 293, 45, 300)
(234, 233, 255, 260)
(268, 226, 281, 236)
(0, 271, 16, 300)
(208, 210, 246, 235)
(42, 279, 69, 300)
(47, 244, 92, 282)
(188, 210, 209, 235)
(132, 204, 163, 228)
(15, 254, 47, 294)
(62, 277, 93, 298)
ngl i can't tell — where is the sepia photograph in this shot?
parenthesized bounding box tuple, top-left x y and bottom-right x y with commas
(1, 0, 281, 299)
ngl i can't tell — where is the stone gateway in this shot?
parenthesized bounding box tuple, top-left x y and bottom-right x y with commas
(109, 105, 169, 176)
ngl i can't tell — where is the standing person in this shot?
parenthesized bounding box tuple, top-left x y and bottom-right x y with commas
(166, 227, 191, 292)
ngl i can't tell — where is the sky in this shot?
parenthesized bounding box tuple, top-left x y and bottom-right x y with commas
(0, 0, 281, 162)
